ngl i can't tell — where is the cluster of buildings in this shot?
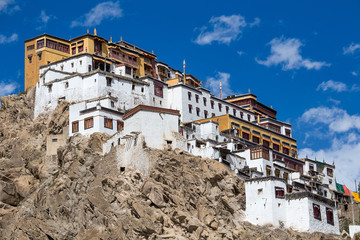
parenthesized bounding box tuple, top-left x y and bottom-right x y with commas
(24, 30, 352, 235)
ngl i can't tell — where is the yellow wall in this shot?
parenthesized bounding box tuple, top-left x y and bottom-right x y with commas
(196, 114, 297, 157)
(25, 36, 70, 89)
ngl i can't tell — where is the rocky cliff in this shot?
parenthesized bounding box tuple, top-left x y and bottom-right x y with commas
(0, 90, 344, 239)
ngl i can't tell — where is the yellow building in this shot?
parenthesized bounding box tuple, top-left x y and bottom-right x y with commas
(195, 113, 298, 158)
(24, 31, 157, 90)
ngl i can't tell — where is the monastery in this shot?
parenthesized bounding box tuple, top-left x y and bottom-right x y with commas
(24, 30, 352, 235)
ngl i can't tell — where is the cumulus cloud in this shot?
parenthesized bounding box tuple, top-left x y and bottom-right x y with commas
(343, 43, 360, 55)
(317, 80, 359, 92)
(205, 72, 232, 98)
(194, 14, 260, 45)
(71, 1, 122, 27)
(300, 107, 360, 134)
(0, 81, 16, 96)
(0, 33, 18, 44)
(0, 0, 19, 14)
(256, 37, 330, 70)
(299, 106, 360, 189)
(351, 71, 358, 76)
(36, 10, 56, 30)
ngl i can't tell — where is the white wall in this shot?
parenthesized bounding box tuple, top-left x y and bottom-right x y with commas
(167, 84, 255, 123)
(245, 179, 287, 227)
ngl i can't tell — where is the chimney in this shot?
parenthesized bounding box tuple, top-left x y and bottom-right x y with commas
(94, 28, 97, 36)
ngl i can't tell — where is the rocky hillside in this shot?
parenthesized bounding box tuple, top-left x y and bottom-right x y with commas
(0, 90, 344, 239)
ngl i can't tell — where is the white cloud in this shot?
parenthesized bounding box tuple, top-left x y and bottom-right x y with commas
(328, 98, 340, 105)
(256, 37, 330, 70)
(0, 0, 19, 14)
(299, 106, 360, 190)
(0, 81, 16, 96)
(343, 43, 360, 55)
(36, 10, 56, 30)
(300, 107, 360, 133)
(0, 33, 18, 44)
(351, 71, 358, 76)
(317, 80, 359, 92)
(205, 72, 232, 98)
(317, 80, 347, 92)
(71, 1, 122, 27)
(237, 50, 245, 56)
(194, 14, 260, 45)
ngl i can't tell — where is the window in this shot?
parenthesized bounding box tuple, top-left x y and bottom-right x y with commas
(71, 62, 74, 68)
(106, 77, 112, 87)
(72, 47, 76, 55)
(242, 132, 249, 140)
(211, 100, 214, 109)
(204, 110, 208, 118)
(65, 82, 69, 88)
(195, 94, 199, 103)
(203, 97, 207, 106)
(88, 65, 92, 72)
(116, 120, 124, 131)
(79, 60, 82, 65)
(28, 56, 32, 63)
(104, 118, 113, 129)
(38, 53, 42, 60)
(309, 164, 314, 171)
(218, 103, 222, 111)
(285, 129, 291, 137)
(326, 208, 334, 225)
(111, 101, 115, 108)
(154, 82, 163, 97)
(226, 106, 229, 113)
(283, 147, 289, 155)
(37, 39, 44, 49)
(125, 66, 131, 75)
(283, 172, 288, 180)
(212, 113, 215, 117)
(327, 168, 333, 177)
(188, 104, 192, 113)
(48, 85, 52, 93)
(84, 118, 93, 129)
(275, 169, 280, 178)
(233, 109, 236, 116)
(253, 136, 260, 144)
(188, 92, 192, 100)
(196, 107, 200, 116)
(78, 45, 83, 53)
(132, 84, 135, 91)
(72, 121, 79, 133)
(248, 115, 251, 121)
(266, 166, 271, 176)
(141, 87, 144, 93)
(27, 45, 35, 51)
(275, 187, 284, 198)
(313, 204, 321, 220)
(273, 143, 279, 152)
(240, 112, 243, 119)
(94, 40, 102, 53)
(263, 140, 270, 147)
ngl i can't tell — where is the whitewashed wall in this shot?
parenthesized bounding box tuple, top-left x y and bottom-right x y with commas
(167, 84, 255, 123)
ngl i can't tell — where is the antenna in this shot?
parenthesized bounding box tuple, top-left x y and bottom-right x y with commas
(183, 59, 186, 83)
(220, 81, 222, 99)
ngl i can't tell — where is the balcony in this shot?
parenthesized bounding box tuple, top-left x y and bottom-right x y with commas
(251, 147, 269, 160)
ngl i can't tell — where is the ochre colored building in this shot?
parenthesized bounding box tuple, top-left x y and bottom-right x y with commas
(24, 30, 157, 90)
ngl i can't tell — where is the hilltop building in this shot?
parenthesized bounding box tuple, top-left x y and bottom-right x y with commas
(25, 31, 344, 235)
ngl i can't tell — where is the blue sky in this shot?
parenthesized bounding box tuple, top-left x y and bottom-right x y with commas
(1, 0, 360, 189)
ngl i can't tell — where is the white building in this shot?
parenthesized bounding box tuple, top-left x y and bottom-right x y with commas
(103, 105, 184, 153)
(245, 177, 339, 235)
